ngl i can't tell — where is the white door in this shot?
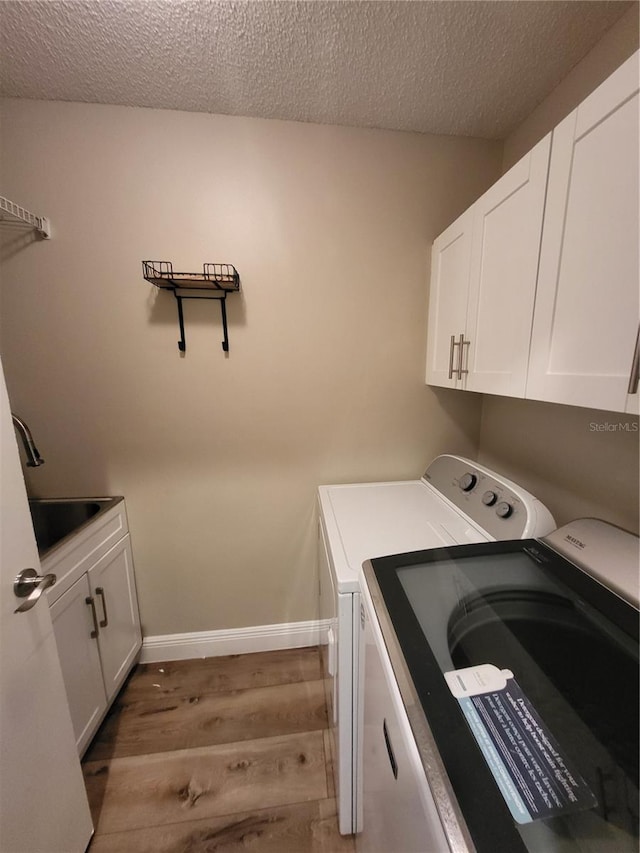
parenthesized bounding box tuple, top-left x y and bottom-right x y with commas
(0, 357, 93, 852)
(425, 207, 473, 388)
(465, 134, 551, 397)
(526, 51, 640, 413)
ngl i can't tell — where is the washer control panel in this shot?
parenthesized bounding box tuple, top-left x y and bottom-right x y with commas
(423, 455, 555, 540)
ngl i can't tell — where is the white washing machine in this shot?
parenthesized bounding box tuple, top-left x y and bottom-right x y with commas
(317, 454, 556, 835)
(358, 518, 639, 853)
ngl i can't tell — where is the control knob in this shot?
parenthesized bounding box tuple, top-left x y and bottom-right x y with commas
(495, 501, 513, 519)
(459, 473, 477, 492)
(482, 490, 497, 506)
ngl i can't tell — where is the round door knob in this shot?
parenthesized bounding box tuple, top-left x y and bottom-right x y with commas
(495, 501, 513, 519)
(459, 473, 477, 492)
(482, 490, 497, 506)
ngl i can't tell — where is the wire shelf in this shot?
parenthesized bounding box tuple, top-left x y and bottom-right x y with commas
(142, 260, 239, 291)
(0, 195, 51, 238)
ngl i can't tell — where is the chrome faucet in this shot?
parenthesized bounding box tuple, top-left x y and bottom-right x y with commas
(12, 413, 45, 467)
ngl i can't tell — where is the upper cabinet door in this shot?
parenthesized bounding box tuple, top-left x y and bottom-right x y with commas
(425, 208, 473, 388)
(465, 135, 551, 396)
(526, 52, 639, 413)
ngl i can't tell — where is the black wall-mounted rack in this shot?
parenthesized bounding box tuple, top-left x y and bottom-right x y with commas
(142, 261, 240, 353)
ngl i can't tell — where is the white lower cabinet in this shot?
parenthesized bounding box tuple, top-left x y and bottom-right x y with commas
(49, 573, 108, 756)
(88, 536, 141, 702)
(46, 502, 142, 756)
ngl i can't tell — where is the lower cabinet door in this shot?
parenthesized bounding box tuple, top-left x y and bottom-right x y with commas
(89, 535, 142, 702)
(50, 573, 108, 755)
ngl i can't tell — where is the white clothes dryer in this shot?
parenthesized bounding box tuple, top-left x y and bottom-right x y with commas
(317, 454, 556, 835)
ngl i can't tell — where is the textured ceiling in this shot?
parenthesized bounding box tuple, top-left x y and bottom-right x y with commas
(0, 1, 634, 139)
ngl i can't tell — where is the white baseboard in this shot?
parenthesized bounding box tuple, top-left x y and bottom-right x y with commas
(140, 619, 331, 664)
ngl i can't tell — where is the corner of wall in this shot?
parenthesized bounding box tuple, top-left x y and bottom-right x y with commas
(502, 4, 639, 171)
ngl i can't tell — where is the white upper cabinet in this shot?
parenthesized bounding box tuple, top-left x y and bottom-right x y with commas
(425, 135, 551, 396)
(526, 51, 639, 414)
(425, 208, 473, 388)
(465, 135, 550, 396)
(426, 50, 639, 415)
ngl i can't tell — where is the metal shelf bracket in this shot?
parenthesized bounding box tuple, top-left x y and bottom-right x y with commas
(173, 290, 231, 353)
(142, 261, 240, 354)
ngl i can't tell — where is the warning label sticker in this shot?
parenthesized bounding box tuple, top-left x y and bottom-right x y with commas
(444, 664, 597, 824)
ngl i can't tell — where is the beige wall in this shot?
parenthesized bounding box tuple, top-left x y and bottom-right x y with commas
(479, 398, 639, 534)
(0, 99, 501, 635)
(503, 4, 639, 169)
(478, 12, 639, 534)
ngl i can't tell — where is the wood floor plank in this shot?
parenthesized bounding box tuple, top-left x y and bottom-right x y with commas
(83, 732, 328, 835)
(84, 679, 328, 761)
(322, 729, 337, 800)
(88, 798, 355, 852)
(125, 647, 323, 701)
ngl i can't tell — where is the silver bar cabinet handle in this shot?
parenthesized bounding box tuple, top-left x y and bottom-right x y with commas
(86, 596, 99, 639)
(14, 568, 56, 613)
(457, 333, 469, 378)
(448, 335, 456, 379)
(628, 325, 639, 395)
(96, 586, 109, 628)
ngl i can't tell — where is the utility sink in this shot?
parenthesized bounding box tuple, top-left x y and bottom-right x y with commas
(29, 497, 123, 556)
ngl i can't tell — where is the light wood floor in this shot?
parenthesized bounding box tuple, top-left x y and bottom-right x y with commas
(83, 647, 354, 852)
